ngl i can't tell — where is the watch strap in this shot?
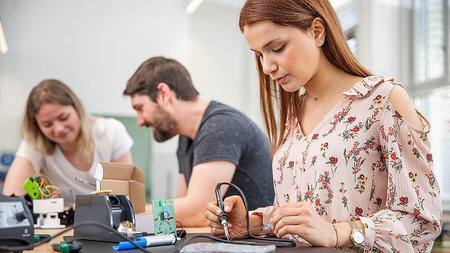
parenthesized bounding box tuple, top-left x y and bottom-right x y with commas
(349, 221, 360, 230)
(349, 221, 365, 247)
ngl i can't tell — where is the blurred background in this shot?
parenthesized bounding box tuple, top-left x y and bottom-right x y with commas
(0, 0, 448, 220)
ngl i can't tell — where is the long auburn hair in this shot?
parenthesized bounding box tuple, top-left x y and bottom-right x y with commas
(21, 79, 94, 162)
(239, 0, 372, 154)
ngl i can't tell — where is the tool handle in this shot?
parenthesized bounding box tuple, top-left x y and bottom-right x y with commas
(140, 234, 177, 247)
(215, 184, 224, 210)
(51, 241, 82, 253)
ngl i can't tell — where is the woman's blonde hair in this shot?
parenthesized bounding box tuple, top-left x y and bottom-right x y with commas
(21, 79, 94, 162)
(239, 0, 372, 154)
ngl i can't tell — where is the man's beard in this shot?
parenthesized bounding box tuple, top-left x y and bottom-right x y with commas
(153, 125, 176, 142)
(149, 106, 177, 142)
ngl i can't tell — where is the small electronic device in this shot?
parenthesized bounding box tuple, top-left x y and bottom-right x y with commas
(0, 194, 35, 251)
(152, 199, 176, 236)
(33, 198, 65, 228)
(23, 175, 61, 201)
(74, 194, 135, 242)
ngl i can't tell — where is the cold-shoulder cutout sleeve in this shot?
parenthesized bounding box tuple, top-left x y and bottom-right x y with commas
(387, 84, 425, 130)
(360, 98, 442, 252)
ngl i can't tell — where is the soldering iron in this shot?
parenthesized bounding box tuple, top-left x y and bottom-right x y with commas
(215, 183, 230, 240)
(207, 182, 296, 248)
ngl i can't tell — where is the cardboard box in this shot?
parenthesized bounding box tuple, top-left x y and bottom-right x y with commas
(94, 162, 145, 213)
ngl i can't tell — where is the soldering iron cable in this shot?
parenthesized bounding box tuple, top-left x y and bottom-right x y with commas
(175, 182, 296, 252)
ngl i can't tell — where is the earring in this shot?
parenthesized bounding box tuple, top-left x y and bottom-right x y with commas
(318, 40, 323, 44)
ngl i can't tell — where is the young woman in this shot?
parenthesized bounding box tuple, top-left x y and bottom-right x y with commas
(205, 0, 442, 251)
(3, 79, 133, 207)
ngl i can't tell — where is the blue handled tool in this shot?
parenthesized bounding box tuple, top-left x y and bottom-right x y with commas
(112, 234, 177, 251)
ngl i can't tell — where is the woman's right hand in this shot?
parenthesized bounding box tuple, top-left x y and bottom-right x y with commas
(205, 195, 249, 239)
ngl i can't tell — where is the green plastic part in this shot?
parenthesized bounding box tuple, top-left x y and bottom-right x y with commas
(59, 242, 70, 253)
(51, 242, 70, 253)
(34, 234, 51, 243)
(23, 176, 42, 199)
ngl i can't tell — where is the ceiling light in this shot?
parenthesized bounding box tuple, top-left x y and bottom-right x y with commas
(0, 19, 8, 54)
(330, 0, 351, 9)
(186, 0, 204, 14)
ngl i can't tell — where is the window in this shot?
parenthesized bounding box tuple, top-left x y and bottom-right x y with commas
(332, 0, 359, 55)
(409, 0, 450, 208)
(413, 0, 447, 87)
(414, 88, 450, 206)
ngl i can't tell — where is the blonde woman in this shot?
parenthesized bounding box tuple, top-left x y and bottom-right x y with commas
(3, 79, 133, 207)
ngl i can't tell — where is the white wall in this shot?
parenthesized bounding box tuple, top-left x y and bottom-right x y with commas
(358, 0, 402, 79)
(0, 0, 258, 199)
(0, 0, 405, 199)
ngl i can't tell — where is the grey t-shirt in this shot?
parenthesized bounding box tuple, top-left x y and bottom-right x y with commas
(177, 101, 274, 210)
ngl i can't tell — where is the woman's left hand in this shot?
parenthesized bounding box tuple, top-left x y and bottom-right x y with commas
(271, 202, 336, 247)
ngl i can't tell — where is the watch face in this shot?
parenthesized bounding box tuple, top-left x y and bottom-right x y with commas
(353, 231, 365, 244)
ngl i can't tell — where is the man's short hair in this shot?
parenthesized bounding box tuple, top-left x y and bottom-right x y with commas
(123, 56, 199, 101)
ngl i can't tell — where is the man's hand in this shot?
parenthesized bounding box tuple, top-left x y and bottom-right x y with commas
(172, 160, 236, 226)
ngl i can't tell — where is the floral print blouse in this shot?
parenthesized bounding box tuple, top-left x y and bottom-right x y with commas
(253, 76, 442, 252)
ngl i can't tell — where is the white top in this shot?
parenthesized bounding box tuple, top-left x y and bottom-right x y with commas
(16, 118, 133, 207)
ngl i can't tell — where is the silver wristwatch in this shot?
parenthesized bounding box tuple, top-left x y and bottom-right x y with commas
(349, 221, 365, 247)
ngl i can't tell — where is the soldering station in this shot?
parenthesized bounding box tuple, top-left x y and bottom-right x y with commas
(1, 178, 296, 252)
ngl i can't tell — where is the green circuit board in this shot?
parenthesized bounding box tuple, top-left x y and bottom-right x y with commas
(152, 199, 177, 236)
